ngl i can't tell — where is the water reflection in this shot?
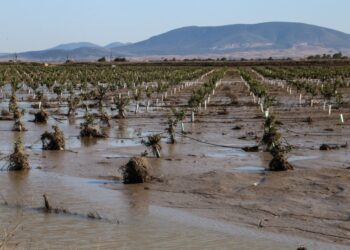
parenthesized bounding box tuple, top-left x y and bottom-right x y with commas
(80, 137, 99, 147)
(116, 119, 128, 138)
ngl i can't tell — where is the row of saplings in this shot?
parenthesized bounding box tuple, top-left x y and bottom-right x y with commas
(4, 112, 293, 188)
(3, 107, 161, 183)
(3, 84, 292, 178)
(4, 125, 65, 171)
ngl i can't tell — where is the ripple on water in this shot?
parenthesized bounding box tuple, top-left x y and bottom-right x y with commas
(205, 148, 247, 158)
(288, 155, 320, 162)
(233, 166, 266, 173)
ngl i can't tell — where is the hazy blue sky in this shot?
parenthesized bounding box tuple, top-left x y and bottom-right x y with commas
(1, 0, 349, 52)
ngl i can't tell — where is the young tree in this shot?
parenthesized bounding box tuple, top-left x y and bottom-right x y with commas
(172, 108, 186, 133)
(41, 125, 65, 150)
(8, 138, 30, 171)
(80, 113, 107, 138)
(166, 118, 177, 144)
(142, 134, 162, 158)
(133, 88, 141, 114)
(115, 95, 130, 119)
(261, 114, 293, 171)
(12, 104, 26, 132)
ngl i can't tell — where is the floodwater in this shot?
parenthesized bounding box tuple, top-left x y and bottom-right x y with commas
(0, 100, 348, 249)
(0, 170, 302, 250)
(0, 154, 347, 250)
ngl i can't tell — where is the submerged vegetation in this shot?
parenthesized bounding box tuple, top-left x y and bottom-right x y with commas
(80, 113, 107, 138)
(0, 61, 349, 247)
(121, 157, 150, 184)
(142, 134, 162, 158)
(41, 125, 65, 150)
(262, 114, 293, 171)
(8, 139, 30, 171)
(33, 109, 49, 123)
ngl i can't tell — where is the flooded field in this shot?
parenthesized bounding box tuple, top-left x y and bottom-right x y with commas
(0, 63, 350, 249)
(0, 170, 316, 250)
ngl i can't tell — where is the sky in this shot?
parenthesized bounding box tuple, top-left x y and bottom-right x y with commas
(1, 0, 350, 52)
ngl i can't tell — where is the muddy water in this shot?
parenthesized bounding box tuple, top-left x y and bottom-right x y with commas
(0, 170, 300, 250)
(1, 100, 349, 249)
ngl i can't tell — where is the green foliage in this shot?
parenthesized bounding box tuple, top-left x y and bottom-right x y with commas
(171, 108, 186, 121)
(263, 95, 276, 110)
(142, 134, 162, 158)
(239, 68, 267, 98)
(320, 82, 335, 100)
(335, 91, 344, 108)
(133, 88, 142, 101)
(188, 69, 226, 108)
(305, 83, 318, 97)
(262, 114, 291, 157)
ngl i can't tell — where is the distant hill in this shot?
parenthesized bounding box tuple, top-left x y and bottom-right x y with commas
(48, 42, 101, 51)
(17, 47, 113, 61)
(1, 22, 350, 61)
(105, 42, 131, 49)
(47, 41, 131, 51)
(113, 22, 350, 55)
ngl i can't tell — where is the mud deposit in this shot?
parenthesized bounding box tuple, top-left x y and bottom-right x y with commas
(0, 64, 350, 249)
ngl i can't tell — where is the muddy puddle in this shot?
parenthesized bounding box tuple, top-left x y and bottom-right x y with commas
(0, 170, 311, 250)
(233, 166, 266, 173)
(204, 147, 247, 158)
(288, 155, 321, 162)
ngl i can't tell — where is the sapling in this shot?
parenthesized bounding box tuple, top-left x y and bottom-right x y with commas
(53, 85, 64, 104)
(335, 91, 345, 123)
(41, 125, 65, 150)
(262, 95, 276, 117)
(12, 104, 26, 132)
(33, 108, 49, 123)
(115, 95, 129, 119)
(172, 108, 186, 133)
(320, 82, 336, 111)
(133, 88, 141, 114)
(156, 82, 167, 99)
(262, 115, 281, 152)
(8, 138, 30, 171)
(262, 114, 293, 171)
(95, 84, 108, 111)
(67, 95, 80, 117)
(145, 86, 153, 112)
(188, 91, 201, 123)
(99, 110, 111, 127)
(305, 83, 318, 107)
(80, 113, 106, 138)
(8, 82, 20, 113)
(166, 117, 177, 144)
(142, 134, 162, 158)
(8, 87, 26, 131)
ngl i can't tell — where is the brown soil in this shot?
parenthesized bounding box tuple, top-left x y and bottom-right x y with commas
(1, 67, 350, 247)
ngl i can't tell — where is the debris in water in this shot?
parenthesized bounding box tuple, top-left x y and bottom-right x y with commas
(8, 139, 30, 171)
(41, 125, 65, 150)
(121, 157, 150, 184)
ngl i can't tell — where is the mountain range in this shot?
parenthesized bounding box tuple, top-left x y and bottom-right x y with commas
(1, 22, 350, 61)
(48, 41, 130, 51)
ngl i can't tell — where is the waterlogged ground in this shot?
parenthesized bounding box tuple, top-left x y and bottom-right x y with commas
(0, 170, 309, 250)
(0, 70, 350, 249)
